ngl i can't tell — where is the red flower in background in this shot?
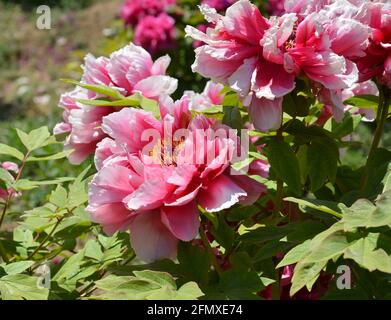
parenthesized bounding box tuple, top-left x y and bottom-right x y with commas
(120, 0, 176, 26)
(353, 1, 391, 87)
(134, 13, 177, 54)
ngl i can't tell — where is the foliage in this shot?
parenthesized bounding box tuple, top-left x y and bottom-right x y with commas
(0, 0, 391, 301)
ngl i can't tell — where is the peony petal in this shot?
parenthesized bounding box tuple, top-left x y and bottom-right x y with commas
(88, 203, 132, 235)
(231, 175, 267, 206)
(253, 59, 296, 100)
(228, 57, 257, 98)
(124, 172, 173, 211)
(101, 108, 161, 153)
(151, 55, 171, 75)
(130, 211, 178, 262)
(191, 46, 244, 81)
(198, 174, 247, 212)
(65, 141, 96, 165)
(161, 201, 200, 241)
(82, 54, 111, 87)
(89, 165, 134, 207)
(328, 18, 369, 59)
(249, 97, 283, 132)
(222, 0, 269, 44)
(133, 75, 178, 99)
(108, 44, 153, 92)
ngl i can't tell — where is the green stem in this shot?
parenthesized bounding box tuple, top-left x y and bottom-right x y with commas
(27, 216, 63, 260)
(360, 85, 390, 190)
(200, 223, 223, 276)
(272, 269, 281, 300)
(0, 240, 9, 263)
(275, 179, 284, 212)
(275, 126, 285, 212)
(368, 85, 390, 158)
(80, 251, 136, 298)
(0, 153, 29, 230)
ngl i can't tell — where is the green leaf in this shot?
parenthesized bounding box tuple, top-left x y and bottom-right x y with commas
(265, 138, 302, 195)
(84, 240, 104, 262)
(68, 166, 90, 208)
(137, 93, 160, 118)
(2, 261, 34, 275)
(52, 250, 85, 291)
(277, 240, 312, 268)
(13, 178, 74, 191)
(26, 150, 73, 162)
(383, 171, 391, 193)
(175, 282, 204, 300)
(23, 206, 58, 219)
(240, 224, 296, 243)
(284, 221, 355, 295)
(0, 274, 49, 300)
(0, 143, 24, 161)
(223, 106, 242, 130)
(307, 137, 339, 191)
(284, 197, 343, 219)
(290, 260, 328, 296)
(222, 93, 239, 107)
(0, 168, 15, 186)
(93, 275, 133, 291)
(363, 148, 391, 196)
(304, 231, 351, 263)
(211, 214, 235, 250)
(342, 194, 391, 230)
(62, 79, 125, 99)
(344, 233, 391, 274)
(13, 227, 39, 249)
(330, 114, 361, 138)
(76, 93, 159, 117)
(76, 97, 140, 107)
(231, 157, 254, 172)
(253, 240, 292, 262)
(16, 127, 51, 151)
(93, 271, 204, 300)
(227, 205, 259, 222)
(344, 94, 379, 109)
(282, 88, 312, 117)
(133, 270, 176, 289)
(196, 105, 223, 114)
(177, 242, 209, 284)
(217, 269, 263, 299)
(49, 185, 68, 208)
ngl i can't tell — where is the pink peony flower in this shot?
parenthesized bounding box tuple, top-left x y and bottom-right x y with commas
(120, 0, 176, 26)
(87, 97, 267, 262)
(284, 0, 331, 18)
(342, 80, 378, 121)
(1, 162, 18, 173)
(352, 1, 391, 87)
(134, 13, 176, 54)
(201, 0, 236, 12)
(319, 80, 379, 122)
(186, 81, 226, 112)
(186, 0, 360, 131)
(55, 44, 178, 164)
(266, 0, 286, 16)
(0, 162, 19, 201)
(192, 24, 209, 49)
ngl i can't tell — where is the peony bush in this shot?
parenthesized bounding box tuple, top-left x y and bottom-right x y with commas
(0, 0, 391, 300)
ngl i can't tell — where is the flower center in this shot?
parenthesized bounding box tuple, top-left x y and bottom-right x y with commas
(149, 138, 186, 166)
